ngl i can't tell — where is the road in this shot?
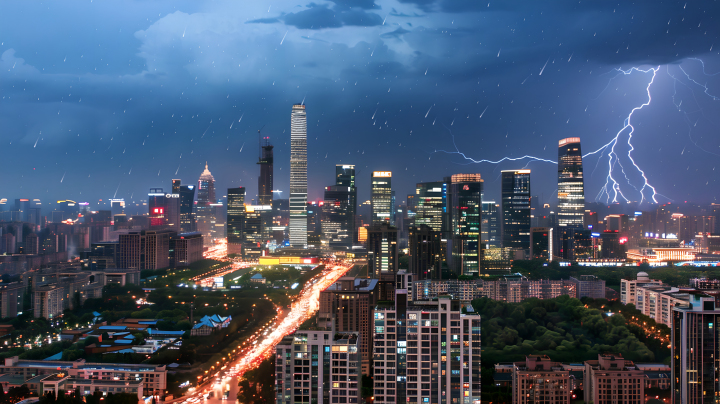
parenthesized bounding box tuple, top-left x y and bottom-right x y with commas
(177, 244, 352, 404)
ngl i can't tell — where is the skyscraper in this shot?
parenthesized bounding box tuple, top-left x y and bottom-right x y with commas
(672, 294, 720, 403)
(336, 164, 357, 242)
(177, 183, 196, 232)
(196, 163, 216, 245)
(257, 135, 274, 206)
(501, 170, 531, 253)
(414, 181, 446, 232)
(371, 171, 393, 225)
(557, 137, 585, 227)
(227, 187, 245, 256)
(289, 104, 308, 248)
(481, 201, 500, 248)
(449, 174, 483, 276)
(321, 185, 354, 252)
(148, 188, 167, 227)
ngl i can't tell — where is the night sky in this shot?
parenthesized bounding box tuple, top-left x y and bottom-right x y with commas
(2, 0, 720, 211)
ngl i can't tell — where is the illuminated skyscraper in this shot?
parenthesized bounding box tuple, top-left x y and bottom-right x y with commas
(449, 174, 483, 276)
(148, 188, 167, 227)
(196, 162, 216, 245)
(227, 187, 245, 256)
(289, 104, 308, 248)
(557, 137, 585, 227)
(336, 164, 357, 242)
(501, 170, 531, 252)
(371, 171, 393, 225)
(414, 181, 446, 232)
(177, 183, 196, 232)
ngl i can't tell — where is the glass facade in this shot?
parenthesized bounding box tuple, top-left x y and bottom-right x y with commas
(557, 137, 585, 227)
(501, 170, 531, 251)
(450, 174, 483, 276)
(290, 104, 308, 248)
(372, 171, 393, 225)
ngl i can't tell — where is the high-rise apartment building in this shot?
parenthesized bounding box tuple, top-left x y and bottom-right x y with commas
(318, 277, 379, 376)
(196, 163, 216, 245)
(275, 331, 361, 404)
(367, 223, 398, 281)
(117, 230, 173, 270)
(371, 171, 393, 225)
(557, 137, 585, 227)
(0, 283, 24, 318)
(289, 104, 308, 248)
(672, 294, 720, 404)
(501, 170, 532, 253)
(372, 283, 482, 404)
(512, 355, 572, 404)
(584, 354, 644, 404)
(450, 174, 483, 276)
(226, 187, 245, 256)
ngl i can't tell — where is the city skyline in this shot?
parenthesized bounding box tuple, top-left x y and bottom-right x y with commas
(2, 2, 720, 206)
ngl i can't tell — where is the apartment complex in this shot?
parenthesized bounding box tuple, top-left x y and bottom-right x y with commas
(412, 279, 483, 302)
(511, 355, 572, 404)
(318, 277, 379, 376)
(275, 331, 361, 404)
(584, 354, 644, 404)
(372, 286, 481, 404)
(620, 271, 663, 306)
(481, 274, 577, 303)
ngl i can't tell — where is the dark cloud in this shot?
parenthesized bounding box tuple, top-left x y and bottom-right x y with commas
(328, 0, 379, 10)
(284, 3, 382, 29)
(380, 27, 410, 39)
(246, 17, 280, 24)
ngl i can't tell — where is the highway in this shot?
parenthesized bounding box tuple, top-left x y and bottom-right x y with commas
(177, 243, 352, 404)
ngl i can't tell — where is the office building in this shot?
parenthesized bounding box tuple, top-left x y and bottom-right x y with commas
(227, 187, 245, 256)
(371, 171, 393, 225)
(322, 185, 355, 252)
(243, 205, 272, 259)
(372, 290, 482, 404)
(148, 188, 167, 227)
(481, 201, 500, 248)
(557, 137, 585, 227)
(449, 174, 483, 276)
(367, 223, 398, 281)
(558, 227, 594, 261)
(501, 170, 531, 254)
(257, 135, 274, 206)
(529, 227, 552, 261)
(335, 165, 357, 242)
(117, 230, 173, 270)
(196, 163, 216, 245)
(568, 275, 605, 299)
(600, 231, 626, 259)
(414, 181, 447, 232)
(289, 104, 308, 248)
(170, 232, 203, 267)
(407, 225, 442, 280)
(671, 294, 720, 404)
(275, 331, 360, 404)
(318, 277, 379, 376)
(512, 355, 572, 404)
(177, 182, 196, 232)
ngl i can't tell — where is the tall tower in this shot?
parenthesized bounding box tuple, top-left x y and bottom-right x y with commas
(257, 133, 274, 206)
(227, 187, 245, 256)
(336, 164, 357, 242)
(449, 174, 483, 276)
(557, 137, 585, 227)
(371, 171, 393, 225)
(289, 104, 308, 248)
(196, 163, 216, 245)
(501, 170, 531, 252)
